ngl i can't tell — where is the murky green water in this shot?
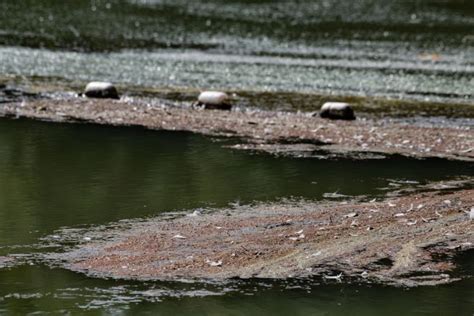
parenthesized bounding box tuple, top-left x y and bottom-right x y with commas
(0, 118, 473, 314)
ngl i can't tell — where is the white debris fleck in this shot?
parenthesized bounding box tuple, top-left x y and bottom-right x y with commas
(206, 260, 223, 267)
(344, 212, 358, 218)
(173, 234, 187, 239)
(188, 210, 201, 217)
(307, 251, 322, 258)
(83, 237, 92, 241)
(394, 213, 405, 217)
(323, 273, 343, 281)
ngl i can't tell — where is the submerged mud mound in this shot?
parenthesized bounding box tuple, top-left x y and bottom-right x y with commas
(0, 98, 473, 161)
(47, 187, 473, 287)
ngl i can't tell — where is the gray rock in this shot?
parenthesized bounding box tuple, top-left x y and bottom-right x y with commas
(320, 102, 355, 120)
(197, 91, 232, 110)
(84, 82, 119, 99)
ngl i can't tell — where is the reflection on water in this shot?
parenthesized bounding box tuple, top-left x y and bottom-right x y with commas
(1, 0, 473, 51)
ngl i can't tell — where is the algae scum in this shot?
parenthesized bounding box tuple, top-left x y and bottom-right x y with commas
(0, 0, 473, 314)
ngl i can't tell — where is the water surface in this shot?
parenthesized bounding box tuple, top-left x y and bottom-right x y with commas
(0, 0, 473, 103)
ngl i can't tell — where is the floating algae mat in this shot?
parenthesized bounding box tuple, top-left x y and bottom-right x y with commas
(0, 118, 473, 313)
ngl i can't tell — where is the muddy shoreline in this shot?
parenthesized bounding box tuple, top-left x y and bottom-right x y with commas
(0, 98, 472, 161)
(45, 184, 473, 287)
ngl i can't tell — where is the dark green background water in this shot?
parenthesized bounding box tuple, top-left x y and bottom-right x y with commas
(0, 0, 473, 102)
(2, 0, 473, 51)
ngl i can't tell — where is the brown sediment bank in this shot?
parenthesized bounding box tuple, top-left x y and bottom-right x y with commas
(54, 186, 473, 287)
(0, 98, 472, 161)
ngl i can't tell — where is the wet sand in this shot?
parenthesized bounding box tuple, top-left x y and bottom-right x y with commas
(53, 185, 473, 287)
(0, 98, 472, 161)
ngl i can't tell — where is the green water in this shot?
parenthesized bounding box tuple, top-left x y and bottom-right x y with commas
(0, 264, 473, 315)
(0, 118, 473, 314)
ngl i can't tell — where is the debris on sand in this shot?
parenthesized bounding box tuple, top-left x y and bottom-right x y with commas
(0, 98, 472, 161)
(49, 184, 474, 287)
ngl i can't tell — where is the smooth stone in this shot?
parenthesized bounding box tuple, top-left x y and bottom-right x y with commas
(84, 82, 119, 99)
(319, 102, 355, 120)
(197, 91, 232, 110)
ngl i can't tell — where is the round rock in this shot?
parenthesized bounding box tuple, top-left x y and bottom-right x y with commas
(84, 82, 119, 100)
(197, 91, 232, 110)
(319, 102, 355, 120)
